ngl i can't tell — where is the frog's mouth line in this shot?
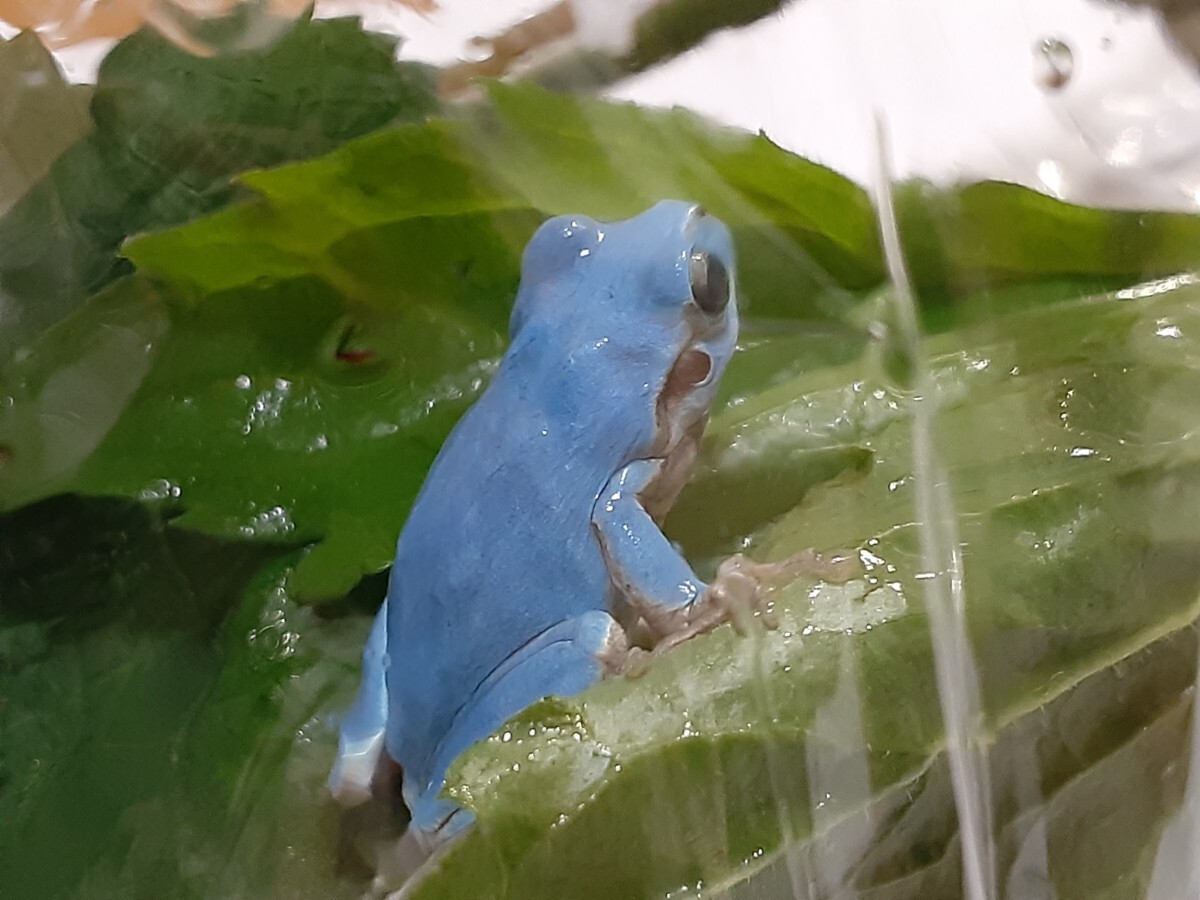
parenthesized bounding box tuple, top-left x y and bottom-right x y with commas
(639, 346, 717, 522)
(656, 346, 714, 443)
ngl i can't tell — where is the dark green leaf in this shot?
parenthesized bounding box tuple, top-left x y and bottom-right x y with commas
(895, 180, 1200, 306)
(628, 0, 788, 71)
(0, 495, 291, 899)
(0, 270, 502, 600)
(0, 14, 438, 362)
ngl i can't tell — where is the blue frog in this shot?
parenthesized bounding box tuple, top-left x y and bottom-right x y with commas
(330, 201, 816, 859)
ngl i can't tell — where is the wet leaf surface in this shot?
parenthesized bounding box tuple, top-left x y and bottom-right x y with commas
(9, 84, 1200, 600)
(406, 280, 1200, 900)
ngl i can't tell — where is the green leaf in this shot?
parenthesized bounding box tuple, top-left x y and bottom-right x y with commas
(124, 84, 1200, 324)
(0, 495, 292, 899)
(628, 0, 789, 71)
(123, 84, 885, 322)
(0, 271, 502, 600)
(894, 180, 1200, 308)
(0, 14, 437, 362)
(401, 278, 1200, 899)
(10, 83, 1200, 602)
(4, 85, 886, 600)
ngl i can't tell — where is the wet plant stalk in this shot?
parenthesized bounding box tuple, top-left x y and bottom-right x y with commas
(872, 118, 997, 900)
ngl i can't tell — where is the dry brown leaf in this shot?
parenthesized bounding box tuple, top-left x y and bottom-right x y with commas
(0, 0, 437, 50)
(440, 1, 573, 97)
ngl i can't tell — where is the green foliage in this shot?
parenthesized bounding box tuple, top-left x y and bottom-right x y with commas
(2, 52, 1200, 898)
(0, 14, 437, 361)
(12, 82, 1200, 601)
(0, 496, 294, 898)
(409, 279, 1200, 900)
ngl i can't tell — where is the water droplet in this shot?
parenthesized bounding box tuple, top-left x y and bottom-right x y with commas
(137, 478, 182, 503)
(1034, 37, 1074, 91)
(1156, 319, 1183, 339)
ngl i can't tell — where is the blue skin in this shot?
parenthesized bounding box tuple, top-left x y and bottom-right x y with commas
(330, 201, 739, 846)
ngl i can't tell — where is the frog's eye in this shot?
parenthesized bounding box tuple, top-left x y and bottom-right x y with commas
(689, 251, 730, 314)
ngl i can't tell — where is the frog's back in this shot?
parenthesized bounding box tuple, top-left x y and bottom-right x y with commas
(382, 359, 635, 799)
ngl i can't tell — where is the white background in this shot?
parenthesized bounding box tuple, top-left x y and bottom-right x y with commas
(319, 0, 1200, 210)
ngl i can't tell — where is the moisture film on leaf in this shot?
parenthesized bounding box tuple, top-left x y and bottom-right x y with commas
(405, 280, 1200, 900)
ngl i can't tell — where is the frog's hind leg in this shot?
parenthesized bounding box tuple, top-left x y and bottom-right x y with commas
(330, 601, 397, 807)
(406, 610, 625, 847)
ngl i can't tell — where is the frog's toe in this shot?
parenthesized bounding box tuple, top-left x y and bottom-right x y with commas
(754, 547, 863, 585)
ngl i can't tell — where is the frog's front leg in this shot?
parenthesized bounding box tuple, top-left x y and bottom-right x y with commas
(592, 458, 709, 640)
(593, 459, 861, 666)
(592, 456, 755, 657)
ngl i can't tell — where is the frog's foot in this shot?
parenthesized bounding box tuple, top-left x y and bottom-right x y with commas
(367, 829, 433, 899)
(741, 546, 862, 593)
(385, 826, 472, 900)
(331, 602, 393, 807)
(625, 548, 862, 674)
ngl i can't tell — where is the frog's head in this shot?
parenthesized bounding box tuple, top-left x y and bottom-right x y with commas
(508, 201, 737, 511)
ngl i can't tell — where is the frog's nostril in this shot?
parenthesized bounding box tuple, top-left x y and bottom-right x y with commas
(688, 204, 709, 222)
